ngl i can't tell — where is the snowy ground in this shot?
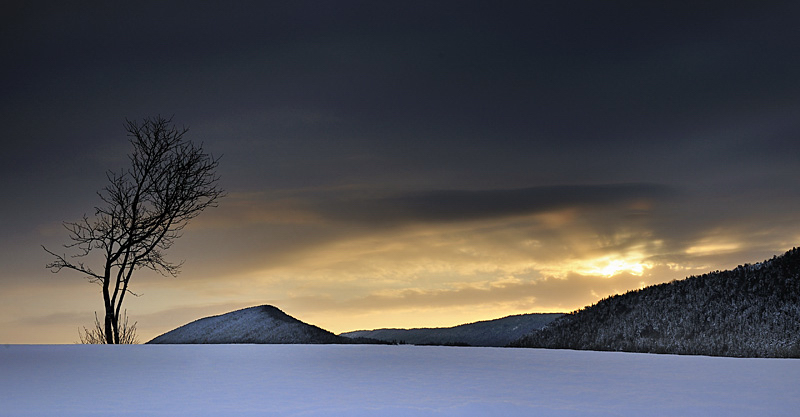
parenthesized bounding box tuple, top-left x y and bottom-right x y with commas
(2, 344, 798, 416)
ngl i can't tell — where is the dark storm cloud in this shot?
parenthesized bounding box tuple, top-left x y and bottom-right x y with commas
(322, 183, 674, 225)
(5, 0, 799, 254)
(5, 1, 800, 188)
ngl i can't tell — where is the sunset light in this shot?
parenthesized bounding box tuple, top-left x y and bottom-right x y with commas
(685, 241, 742, 256)
(585, 257, 651, 277)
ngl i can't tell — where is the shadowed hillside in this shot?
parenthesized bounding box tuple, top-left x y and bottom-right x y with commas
(342, 313, 563, 347)
(511, 248, 800, 357)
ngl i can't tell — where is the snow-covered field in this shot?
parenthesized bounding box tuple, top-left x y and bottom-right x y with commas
(2, 344, 798, 416)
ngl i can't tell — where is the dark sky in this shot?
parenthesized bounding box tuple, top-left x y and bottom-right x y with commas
(3, 1, 800, 342)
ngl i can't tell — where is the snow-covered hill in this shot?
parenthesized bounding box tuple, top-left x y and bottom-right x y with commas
(147, 305, 349, 344)
(340, 313, 562, 347)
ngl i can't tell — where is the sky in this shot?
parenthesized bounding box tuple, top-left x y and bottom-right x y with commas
(2, 1, 800, 343)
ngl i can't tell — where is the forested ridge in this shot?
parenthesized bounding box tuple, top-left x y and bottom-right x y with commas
(511, 247, 800, 357)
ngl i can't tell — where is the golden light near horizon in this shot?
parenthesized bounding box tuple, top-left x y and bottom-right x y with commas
(533, 239, 659, 280)
(685, 241, 742, 256)
(127, 209, 779, 342)
(582, 244, 658, 278)
(584, 257, 652, 277)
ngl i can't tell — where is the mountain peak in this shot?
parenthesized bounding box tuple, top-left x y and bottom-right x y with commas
(147, 305, 345, 344)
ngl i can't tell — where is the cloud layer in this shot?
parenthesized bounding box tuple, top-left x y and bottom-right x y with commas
(2, 2, 800, 342)
(321, 183, 675, 225)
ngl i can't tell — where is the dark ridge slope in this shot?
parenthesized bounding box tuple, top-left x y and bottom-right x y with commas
(511, 247, 800, 357)
(342, 313, 563, 347)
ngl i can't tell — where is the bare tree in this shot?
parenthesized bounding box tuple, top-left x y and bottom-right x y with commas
(44, 116, 224, 344)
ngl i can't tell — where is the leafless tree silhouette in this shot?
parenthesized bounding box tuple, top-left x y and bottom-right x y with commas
(45, 116, 224, 344)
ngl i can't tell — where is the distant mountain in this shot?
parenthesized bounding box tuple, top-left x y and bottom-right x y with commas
(511, 247, 800, 358)
(340, 313, 563, 347)
(148, 305, 374, 344)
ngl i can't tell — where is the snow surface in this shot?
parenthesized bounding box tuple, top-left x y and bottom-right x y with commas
(2, 344, 798, 416)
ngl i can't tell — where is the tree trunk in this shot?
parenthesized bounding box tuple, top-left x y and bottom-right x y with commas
(104, 306, 115, 344)
(102, 273, 115, 344)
